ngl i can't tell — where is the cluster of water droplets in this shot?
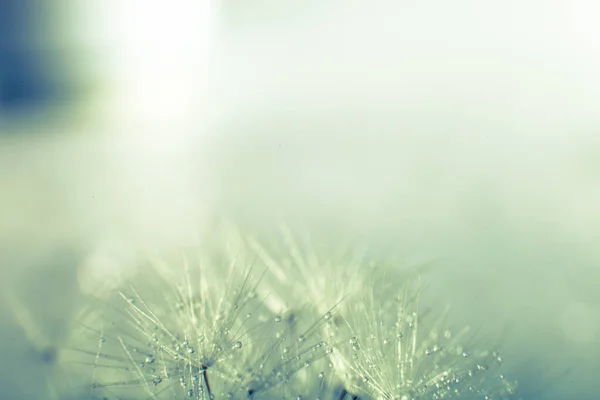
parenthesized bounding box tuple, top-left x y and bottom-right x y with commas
(63, 230, 521, 400)
(326, 278, 520, 400)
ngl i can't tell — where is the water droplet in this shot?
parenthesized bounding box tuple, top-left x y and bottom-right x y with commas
(145, 355, 155, 364)
(324, 312, 332, 320)
(318, 372, 325, 379)
(275, 316, 282, 322)
(232, 341, 242, 350)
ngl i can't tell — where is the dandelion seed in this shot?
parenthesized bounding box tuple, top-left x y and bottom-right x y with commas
(334, 272, 519, 400)
(248, 224, 370, 316)
(65, 230, 346, 399)
(62, 225, 522, 400)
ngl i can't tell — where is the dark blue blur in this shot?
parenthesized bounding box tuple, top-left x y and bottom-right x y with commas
(0, 0, 71, 119)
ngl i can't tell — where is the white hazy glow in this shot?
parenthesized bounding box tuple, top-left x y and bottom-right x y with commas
(110, 0, 214, 122)
(46, 0, 217, 249)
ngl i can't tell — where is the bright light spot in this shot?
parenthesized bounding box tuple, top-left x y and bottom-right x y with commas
(113, 0, 214, 122)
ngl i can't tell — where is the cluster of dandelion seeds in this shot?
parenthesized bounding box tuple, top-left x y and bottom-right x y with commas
(66, 236, 339, 400)
(248, 224, 373, 317)
(333, 274, 519, 400)
(64, 227, 519, 400)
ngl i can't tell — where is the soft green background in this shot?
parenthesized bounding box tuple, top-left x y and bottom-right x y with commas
(1, 1, 599, 399)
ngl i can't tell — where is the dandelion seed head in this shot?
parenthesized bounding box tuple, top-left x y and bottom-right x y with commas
(62, 224, 521, 400)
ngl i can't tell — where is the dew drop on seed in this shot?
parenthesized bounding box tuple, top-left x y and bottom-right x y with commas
(232, 341, 242, 350)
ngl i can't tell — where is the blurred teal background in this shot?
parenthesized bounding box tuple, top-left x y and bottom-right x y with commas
(1, 1, 599, 399)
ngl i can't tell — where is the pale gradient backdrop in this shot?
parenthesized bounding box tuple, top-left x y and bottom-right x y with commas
(1, 1, 599, 399)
